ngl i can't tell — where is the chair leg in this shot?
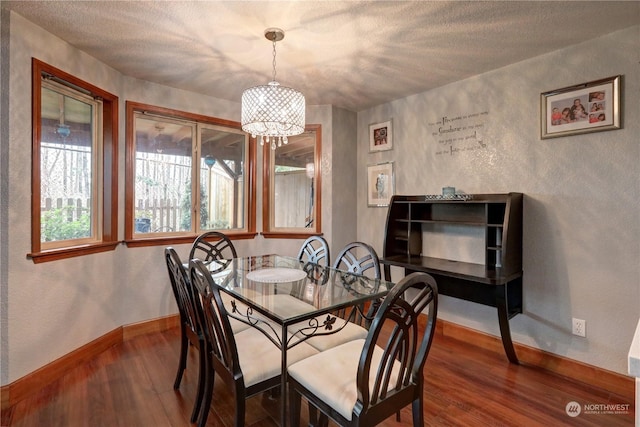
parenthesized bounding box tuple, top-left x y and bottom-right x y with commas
(288, 386, 302, 427)
(174, 325, 188, 389)
(318, 414, 329, 427)
(412, 397, 424, 427)
(269, 386, 281, 399)
(198, 357, 214, 427)
(307, 404, 318, 426)
(190, 342, 206, 423)
(235, 392, 246, 427)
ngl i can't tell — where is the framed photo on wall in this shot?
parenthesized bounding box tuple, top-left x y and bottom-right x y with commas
(540, 75, 621, 139)
(367, 162, 394, 207)
(369, 119, 393, 152)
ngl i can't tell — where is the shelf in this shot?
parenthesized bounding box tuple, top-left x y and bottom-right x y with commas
(398, 219, 487, 226)
(382, 254, 521, 285)
(382, 193, 522, 273)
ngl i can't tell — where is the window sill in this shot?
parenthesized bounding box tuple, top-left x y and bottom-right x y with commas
(124, 232, 258, 248)
(28, 241, 120, 263)
(261, 232, 323, 239)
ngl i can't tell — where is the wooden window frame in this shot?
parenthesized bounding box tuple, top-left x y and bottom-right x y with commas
(262, 124, 322, 239)
(29, 59, 119, 263)
(124, 101, 257, 247)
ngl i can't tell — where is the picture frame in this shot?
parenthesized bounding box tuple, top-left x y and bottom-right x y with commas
(369, 119, 393, 152)
(540, 75, 621, 139)
(367, 162, 394, 207)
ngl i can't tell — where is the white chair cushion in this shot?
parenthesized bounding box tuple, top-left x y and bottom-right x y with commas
(219, 293, 316, 346)
(295, 315, 368, 352)
(259, 295, 368, 351)
(220, 288, 292, 335)
(288, 339, 400, 421)
(234, 327, 319, 388)
(249, 294, 320, 346)
(258, 294, 317, 318)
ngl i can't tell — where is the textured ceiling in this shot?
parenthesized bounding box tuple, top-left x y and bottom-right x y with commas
(4, 1, 639, 112)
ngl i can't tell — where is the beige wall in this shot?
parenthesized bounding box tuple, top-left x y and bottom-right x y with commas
(357, 26, 640, 375)
(330, 106, 358, 256)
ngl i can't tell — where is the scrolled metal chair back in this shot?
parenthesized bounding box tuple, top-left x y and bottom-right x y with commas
(297, 235, 330, 267)
(190, 231, 237, 263)
(332, 241, 381, 279)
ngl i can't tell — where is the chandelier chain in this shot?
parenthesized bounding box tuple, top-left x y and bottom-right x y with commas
(272, 36, 277, 83)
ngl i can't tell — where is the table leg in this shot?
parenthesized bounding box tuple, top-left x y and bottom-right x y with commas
(281, 324, 288, 426)
(495, 283, 519, 364)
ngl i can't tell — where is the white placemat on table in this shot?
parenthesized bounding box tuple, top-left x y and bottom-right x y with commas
(245, 267, 307, 283)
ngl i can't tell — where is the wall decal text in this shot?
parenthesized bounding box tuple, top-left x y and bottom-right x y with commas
(428, 111, 489, 156)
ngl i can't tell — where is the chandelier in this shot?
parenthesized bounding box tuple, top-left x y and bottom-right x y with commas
(241, 28, 305, 150)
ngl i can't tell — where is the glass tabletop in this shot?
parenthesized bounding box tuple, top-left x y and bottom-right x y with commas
(203, 254, 393, 325)
(202, 254, 394, 426)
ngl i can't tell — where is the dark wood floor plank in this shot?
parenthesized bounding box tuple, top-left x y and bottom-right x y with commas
(3, 326, 634, 427)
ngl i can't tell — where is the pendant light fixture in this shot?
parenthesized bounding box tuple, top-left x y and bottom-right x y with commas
(241, 28, 305, 150)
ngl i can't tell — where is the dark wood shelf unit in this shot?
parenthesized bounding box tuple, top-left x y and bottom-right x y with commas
(380, 193, 523, 363)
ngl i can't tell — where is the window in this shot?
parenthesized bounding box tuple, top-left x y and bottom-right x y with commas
(262, 125, 321, 238)
(125, 102, 256, 245)
(30, 59, 118, 263)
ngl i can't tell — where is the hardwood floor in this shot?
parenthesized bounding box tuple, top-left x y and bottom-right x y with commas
(2, 326, 634, 427)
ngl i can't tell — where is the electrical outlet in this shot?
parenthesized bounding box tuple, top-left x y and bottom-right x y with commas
(572, 318, 586, 337)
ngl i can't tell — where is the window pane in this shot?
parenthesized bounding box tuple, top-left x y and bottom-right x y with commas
(134, 116, 194, 234)
(199, 126, 247, 230)
(40, 85, 96, 245)
(271, 130, 317, 230)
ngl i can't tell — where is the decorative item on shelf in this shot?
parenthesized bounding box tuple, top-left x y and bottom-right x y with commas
(540, 75, 621, 139)
(369, 119, 393, 152)
(241, 27, 305, 150)
(442, 186, 456, 197)
(424, 194, 473, 201)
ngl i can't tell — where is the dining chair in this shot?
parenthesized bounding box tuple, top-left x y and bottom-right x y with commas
(297, 235, 330, 266)
(332, 241, 381, 279)
(164, 247, 206, 424)
(189, 258, 319, 427)
(301, 242, 382, 353)
(190, 230, 254, 332)
(288, 271, 439, 427)
(189, 230, 237, 263)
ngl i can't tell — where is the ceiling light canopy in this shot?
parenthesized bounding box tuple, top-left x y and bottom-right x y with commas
(241, 28, 305, 150)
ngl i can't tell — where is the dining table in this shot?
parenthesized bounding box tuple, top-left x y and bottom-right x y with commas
(202, 254, 394, 426)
